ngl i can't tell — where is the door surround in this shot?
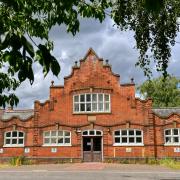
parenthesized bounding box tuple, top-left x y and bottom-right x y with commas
(82, 130, 103, 162)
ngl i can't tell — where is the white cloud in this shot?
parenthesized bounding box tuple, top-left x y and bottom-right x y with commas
(14, 18, 180, 108)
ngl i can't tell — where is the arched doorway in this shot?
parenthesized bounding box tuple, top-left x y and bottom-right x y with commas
(82, 130, 103, 162)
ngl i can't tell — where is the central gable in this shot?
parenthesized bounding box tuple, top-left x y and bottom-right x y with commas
(64, 48, 120, 92)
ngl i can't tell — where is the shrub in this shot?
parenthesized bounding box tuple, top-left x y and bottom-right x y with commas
(9, 156, 31, 166)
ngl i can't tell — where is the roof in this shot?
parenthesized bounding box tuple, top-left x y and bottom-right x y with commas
(153, 107, 180, 117)
(0, 109, 34, 121)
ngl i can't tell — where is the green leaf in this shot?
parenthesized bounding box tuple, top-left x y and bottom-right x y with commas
(21, 36, 35, 58)
(51, 57, 60, 76)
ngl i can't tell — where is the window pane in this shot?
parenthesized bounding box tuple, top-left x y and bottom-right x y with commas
(80, 104, 85, 111)
(98, 94, 103, 101)
(166, 137, 171, 143)
(18, 139, 24, 144)
(173, 129, 179, 135)
(136, 137, 142, 143)
(58, 137, 63, 144)
(74, 95, 79, 102)
(104, 103, 109, 111)
(51, 131, 57, 137)
(114, 131, 120, 136)
(165, 130, 171, 135)
(96, 131, 102, 135)
(6, 132, 11, 137)
(105, 94, 109, 101)
(19, 132, 24, 137)
(12, 131, 17, 137)
(115, 137, 120, 143)
(86, 94, 91, 102)
(44, 138, 50, 144)
(80, 95, 85, 102)
(83, 131, 88, 135)
(65, 131, 70, 136)
(74, 103, 79, 112)
(129, 137, 134, 143)
(51, 138, 57, 144)
(122, 130, 127, 136)
(122, 137, 127, 143)
(173, 137, 179, 143)
(136, 131, 142, 136)
(86, 103, 91, 111)
(129, 130, 134, 136)
(92, 103, 97, 111)
(12, 139, 17, 144)
(65, 138, 70, 144)
(58, 131, 63, 136)
(45, 131, 50, 137)
(89, 130, 94, 135)
(92, 94, 97, 102)
(98, 103, 103, 111)
(6, 139, 11, 144)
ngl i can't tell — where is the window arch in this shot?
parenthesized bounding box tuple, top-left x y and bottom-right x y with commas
(164, 128, 180, 145)
(114, 129, 143, 146)
(4, 131, 25, 147)
(82, 130, 103, 136)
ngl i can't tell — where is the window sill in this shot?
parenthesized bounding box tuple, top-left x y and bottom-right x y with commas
(164, 144, 180, 146)
(113, 144, 144, 147)
(3, 145, 24, 148)
(42, 144, 72, 147)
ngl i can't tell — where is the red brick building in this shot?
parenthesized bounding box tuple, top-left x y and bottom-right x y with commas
(0, 48, 180, 162)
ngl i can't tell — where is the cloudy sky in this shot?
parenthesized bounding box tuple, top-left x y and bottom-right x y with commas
(15, 17, 180, 109)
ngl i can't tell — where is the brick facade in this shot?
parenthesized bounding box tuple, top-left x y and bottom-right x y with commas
(0, 48, 180, 162)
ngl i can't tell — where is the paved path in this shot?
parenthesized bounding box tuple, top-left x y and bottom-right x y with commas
(0, 163, 180, 180)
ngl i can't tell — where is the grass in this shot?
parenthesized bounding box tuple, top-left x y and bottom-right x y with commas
(146, 158, 180, 169)
(159, 158, 180, 170)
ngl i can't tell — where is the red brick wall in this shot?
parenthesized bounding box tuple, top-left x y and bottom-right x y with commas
(0, 49, 180, 160)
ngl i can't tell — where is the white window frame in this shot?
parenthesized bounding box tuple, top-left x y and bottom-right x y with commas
(113, 129, 144, 146)
(82, 130, 103, 136)
(4, 131, 25, 147)
(43, 130, 71, 146)
(73, 93, 111, 113)
(164, 128, 180, 146)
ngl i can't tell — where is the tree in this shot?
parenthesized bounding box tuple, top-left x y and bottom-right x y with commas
(0, 0, 180, 107)
(111, 0, 180, 77)
(138, 76, 180, 107)
(0, 0, 109, 107)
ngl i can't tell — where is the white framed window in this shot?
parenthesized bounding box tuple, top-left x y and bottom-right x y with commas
(43, 130, 71, 146)
(114, 129, 143, 146)
(164, 128, 180, 145)
(73, 93, 110, 113)
(4, 131, 25, 147)
(82, 130, 103, 136)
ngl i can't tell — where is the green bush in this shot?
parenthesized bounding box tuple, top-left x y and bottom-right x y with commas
(147, 158, 159, 165)
(9, 156, 31, 166)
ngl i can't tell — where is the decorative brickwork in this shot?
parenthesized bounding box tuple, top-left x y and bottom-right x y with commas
(0, 48, 180, 162)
